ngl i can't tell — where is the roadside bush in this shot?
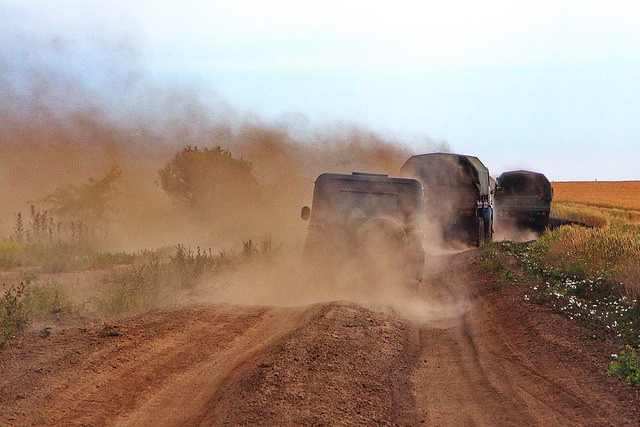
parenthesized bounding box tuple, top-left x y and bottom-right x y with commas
(96, 241, 272, 316)
(0, 239, 136, 273)
(608, 345, 640, 385)
(0, 283, 30, 348)
(22, 280, 76, 322)
(171, 244, 222, 289)
(97, 258, 168, 316)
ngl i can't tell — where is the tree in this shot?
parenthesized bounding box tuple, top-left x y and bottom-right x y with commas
(40, 166, 122, 238)
(158, 146, 258, 213)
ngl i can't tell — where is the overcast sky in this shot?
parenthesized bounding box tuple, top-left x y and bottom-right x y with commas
(4, 0, 640, 181)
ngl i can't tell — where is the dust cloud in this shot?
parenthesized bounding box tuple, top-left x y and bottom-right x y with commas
(190, 246, 469, 323)
(0, 11, 423, 251)
(1, 5, 467, 321)
(493, 222, 541, 243)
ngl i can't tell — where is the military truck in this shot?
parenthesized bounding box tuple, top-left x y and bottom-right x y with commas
(400, 153, 493, 247)
(301, 172, 425, 289)
(494, 170, 553, 232)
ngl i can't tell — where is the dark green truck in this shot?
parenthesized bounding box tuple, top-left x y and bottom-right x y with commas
(301, 172, 425, 289)
(400, 153, 493, 247)
(494, 170, 553, 232)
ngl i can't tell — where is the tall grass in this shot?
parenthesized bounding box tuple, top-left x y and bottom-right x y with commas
(94, 241, 271, 316)
(0, 239, 135, 272)
(531, 225, 640, 297)
(552, 181, 640, 212)
(552, 202, 640, 228)
(0, 240, 274, 346)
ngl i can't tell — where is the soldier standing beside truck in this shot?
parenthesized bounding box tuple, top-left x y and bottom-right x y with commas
(400, 153, 493, 247)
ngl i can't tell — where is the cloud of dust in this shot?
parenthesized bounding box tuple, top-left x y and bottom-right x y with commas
(493, 221, 541, 243)
(188, 168, 469, 322)
(190, 246, 469, 323)
(1, 5, 469, 321)
(0, 8, 421, 252)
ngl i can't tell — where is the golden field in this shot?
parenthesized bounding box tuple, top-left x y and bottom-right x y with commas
(551, 181, 640, 227)
(552, 181, 640, 211)
(544, 181, 640, 295)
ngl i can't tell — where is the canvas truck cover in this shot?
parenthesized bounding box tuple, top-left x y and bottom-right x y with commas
(400, 153, 491, 197)
(309, 173, 424, 226)
(496, 170, 553, 198)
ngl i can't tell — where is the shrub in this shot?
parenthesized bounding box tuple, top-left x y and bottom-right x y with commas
(158, 146, 259, 214)
(40, 166, 122, 240)
(22, 280, 75, 322)
(0, 283, 30, 348)
(608, 345, 640, 385)
(96, 259, 167, 316)
(95, 241, 272, 316)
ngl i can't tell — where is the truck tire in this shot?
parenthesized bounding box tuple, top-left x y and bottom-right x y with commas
(484, 216, 493, 242)
(477, 217, 485, 247)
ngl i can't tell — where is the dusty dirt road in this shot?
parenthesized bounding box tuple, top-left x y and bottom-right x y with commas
(1, 250, 638, 426)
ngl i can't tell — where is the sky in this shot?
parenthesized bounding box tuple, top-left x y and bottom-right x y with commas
(3, 0, 640, 181)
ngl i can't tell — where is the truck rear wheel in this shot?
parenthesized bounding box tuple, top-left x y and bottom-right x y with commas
(477, 218, 485, 247)
(484, 216, 493, 242)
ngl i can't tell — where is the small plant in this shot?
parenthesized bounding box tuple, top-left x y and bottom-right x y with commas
(607, 345, 640, 385)
(479, 242, 509, 277)
(243, 239, 258, 258)
(97, 259, 166, 316)
(0, 283, 30, 348)
(23, 281, 75, 321)
(12, 212, 25, 242)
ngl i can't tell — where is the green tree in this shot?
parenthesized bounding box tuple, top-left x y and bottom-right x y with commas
(158, 146, 258, 212)
(40, 166, 122, 238)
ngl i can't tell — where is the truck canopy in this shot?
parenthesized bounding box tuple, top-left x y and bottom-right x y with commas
(400, 153, 491, 197)
(310, 173, 423, 224)
(497, 171, 553, 198)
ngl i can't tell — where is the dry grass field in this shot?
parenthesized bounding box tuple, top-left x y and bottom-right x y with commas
(553, 181, 640, 211)
(544, 181, 640, 296)
(552, 181, 640, 227)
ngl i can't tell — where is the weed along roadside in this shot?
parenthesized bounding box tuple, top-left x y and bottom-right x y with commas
(0, 239, 274, 347)
(480, 225, 640, 385)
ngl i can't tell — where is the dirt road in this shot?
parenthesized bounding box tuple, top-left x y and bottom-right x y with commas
(1, 250, 638, 425)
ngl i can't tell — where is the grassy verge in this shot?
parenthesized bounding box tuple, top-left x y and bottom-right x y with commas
(1, 240, 273, 347)
(0, 239, 135, 273)
(482, 224, 640, 384)
(1, 279, 76, 347)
